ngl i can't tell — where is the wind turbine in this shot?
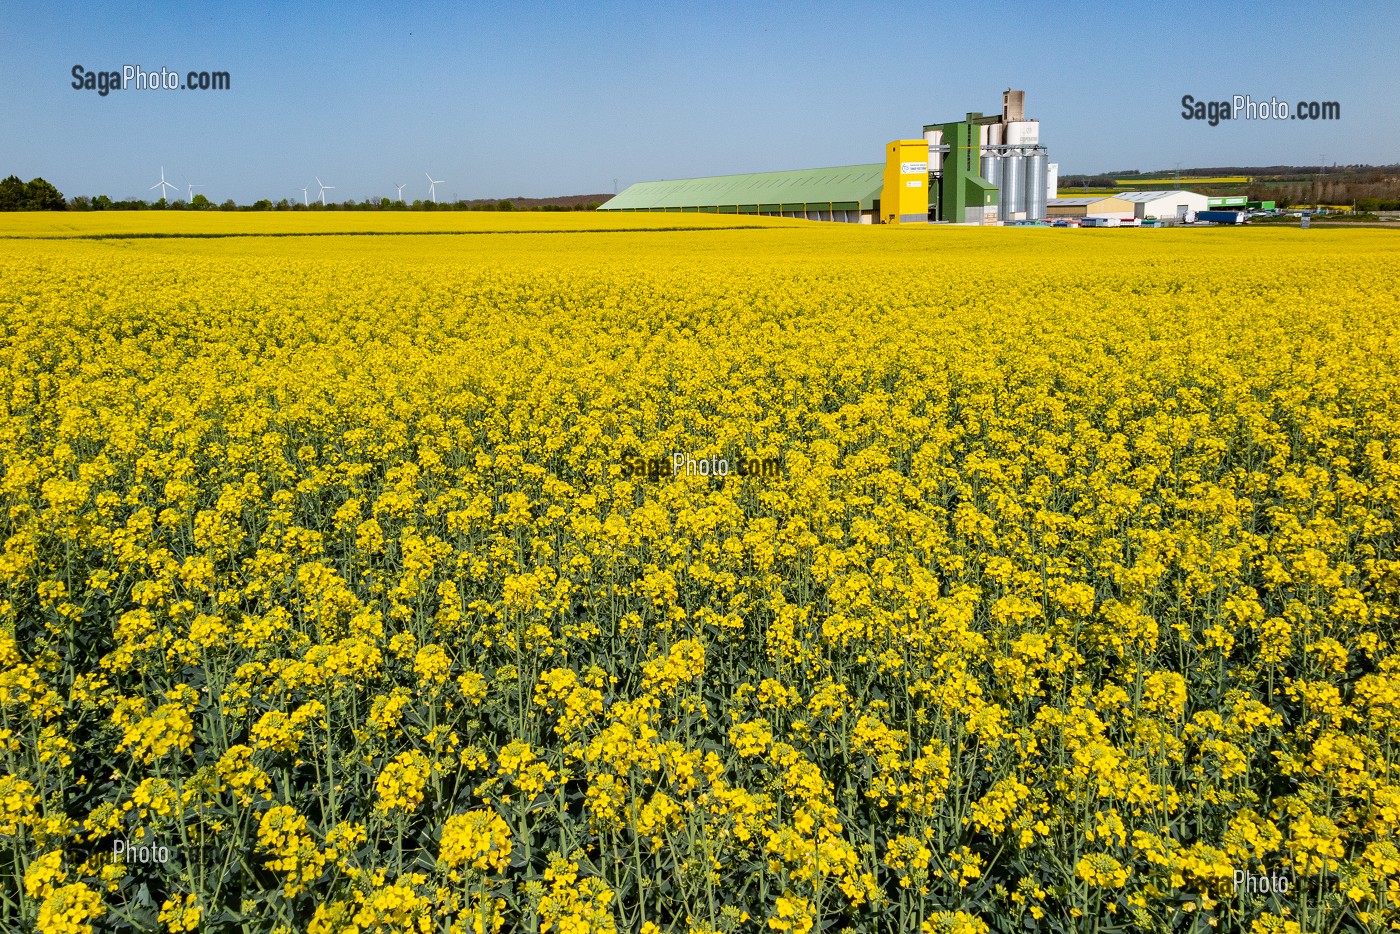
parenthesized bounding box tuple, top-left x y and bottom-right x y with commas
(316, 176, 334, 206)
(185, 182, 202, 201)
(300, 187, 309, 206)
(425, 170, 443, 203)
(394, 183, 406, 202)
(149, 167, 178, 201)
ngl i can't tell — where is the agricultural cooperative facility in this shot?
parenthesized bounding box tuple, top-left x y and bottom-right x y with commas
(600, 90, 1247, 225)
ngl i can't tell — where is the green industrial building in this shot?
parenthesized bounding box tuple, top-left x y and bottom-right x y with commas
(926, 115, 999, 225)
(1209, 195, 1276, 211)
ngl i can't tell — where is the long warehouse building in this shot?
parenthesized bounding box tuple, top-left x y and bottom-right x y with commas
(597, 164, 884, 223)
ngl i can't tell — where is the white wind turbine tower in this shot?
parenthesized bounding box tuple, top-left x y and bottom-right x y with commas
(394, 183, 406, 202)
(149, 167, 178, 201)
(185, 182, 202, 201)
(300, 187, 309, 206)
(316, 176, 334, 206)
(425, 170, 443, 203)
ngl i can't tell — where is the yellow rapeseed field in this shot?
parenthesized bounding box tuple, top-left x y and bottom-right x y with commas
(0, 210, 787, 239)
(1, 214, 1398, 934)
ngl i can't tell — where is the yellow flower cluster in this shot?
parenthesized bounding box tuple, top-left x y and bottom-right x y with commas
(257, 805, 327, 896)
(1076, 853, 1131, 888)
(438, 809, 513, 874)
(537, 855, 617, 934)
(114, 698, 195, 764)
(36, 882, 105, 934)
(374, 750, 432, 814)
(157, 894, 202, 933)
(767, 895, 815, 934)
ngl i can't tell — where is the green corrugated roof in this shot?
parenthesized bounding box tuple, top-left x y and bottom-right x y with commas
(598, 163, 884, 211)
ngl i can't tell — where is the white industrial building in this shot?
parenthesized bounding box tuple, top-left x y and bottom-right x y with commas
(1116, 190, 1210, 222)
(1046, 196, 1137, 220)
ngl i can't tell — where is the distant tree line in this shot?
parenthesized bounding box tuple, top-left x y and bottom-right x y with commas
(0, 176, 67, 210)
(1353, 197, 1400, 211)
(1093, 164, 1400, 180)
(0, 176, 604, 212)
(77, 197, 604, 212)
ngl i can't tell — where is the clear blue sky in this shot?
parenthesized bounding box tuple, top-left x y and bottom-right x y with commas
(2, 0, 1395, 203)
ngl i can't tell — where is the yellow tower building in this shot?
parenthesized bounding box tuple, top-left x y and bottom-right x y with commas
(880, 140, 930, 224)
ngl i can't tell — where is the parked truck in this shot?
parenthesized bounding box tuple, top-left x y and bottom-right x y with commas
(1196, 210, 1248, 225)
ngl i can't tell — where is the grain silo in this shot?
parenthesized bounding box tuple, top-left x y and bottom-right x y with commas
(1026, 151, 1048, 221)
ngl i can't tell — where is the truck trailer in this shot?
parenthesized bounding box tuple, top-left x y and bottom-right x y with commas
(1196, 210, 1247, 225)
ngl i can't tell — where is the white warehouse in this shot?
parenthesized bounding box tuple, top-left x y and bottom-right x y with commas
(1116, 190, 1211, 222)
